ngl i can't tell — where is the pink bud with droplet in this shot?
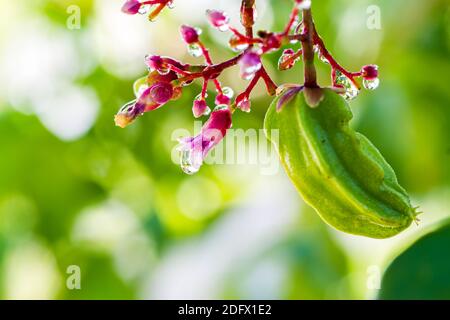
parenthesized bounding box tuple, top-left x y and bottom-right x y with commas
(215, 94, 231, 106)
(238, 51, 262, 80)
(236, 93, 251, 112)
(192, 99, 210, 118)
(139, 82, 174, 111)
(180, 25, 200, 44)
(361, 65, 379, 80)
(206, 10, 230, 31)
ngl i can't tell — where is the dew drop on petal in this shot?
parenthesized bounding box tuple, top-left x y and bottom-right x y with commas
(157, 67, 170, 75)
(167, 1, 175, 9)
(195, 27, 203, 36)
(217, 24, 230, 32)
(195, 93, 207, 100)
(178, 138, 204, 175)
(180, 149, 202, 174)
(139, 4, 152, 15)
(213, 104, 229, 112)
(278, 50, 300, 70)
(221, 87, 234, 99)
(335, 71, 359, 101)
(133, 77, 149, 97)
(363, 77, 380, 90)
(229, 36, 249, 52)
(187, 43, 203, 57)
(341, 85, 359, 101)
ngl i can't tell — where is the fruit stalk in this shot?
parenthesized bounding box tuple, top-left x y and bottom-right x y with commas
(301, 7, 317, 88)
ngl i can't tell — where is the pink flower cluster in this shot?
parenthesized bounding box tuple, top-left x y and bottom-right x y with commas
(121, 0, 174, 20)
(116, 0, 380, 174)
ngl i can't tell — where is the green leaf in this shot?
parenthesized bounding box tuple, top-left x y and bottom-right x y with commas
(380, 221, 450, 299)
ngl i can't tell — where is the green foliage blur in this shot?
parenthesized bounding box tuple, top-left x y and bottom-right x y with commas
(0, 0, 448, 299)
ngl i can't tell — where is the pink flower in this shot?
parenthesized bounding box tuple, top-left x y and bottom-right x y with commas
(140, 82, 174, 107)
(180, 25, 200, 44)
(235, 93, 251, 112)
(238, 51, 262, 80)
(114, 100, 146, 128)
(178, 107, 232, 174)
(145, 55, 169, 74)
(115, 79, 175, 128)
(215, 94, 231, 106)
(122, 0, 141, 15)
(206, 10, 230, 31)
(361, 65, 379, 80)
(192, 99, 210, 118)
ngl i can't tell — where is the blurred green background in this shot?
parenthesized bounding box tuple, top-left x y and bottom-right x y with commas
(0, 0, 449, 299)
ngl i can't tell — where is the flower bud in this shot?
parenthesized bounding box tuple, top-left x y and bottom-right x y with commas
(180, 25, 201, 44)
(178, 108, 232, 174)
(115, 100, 146, 128)
(192, 99, 210, 118)
(263, 34, 282, 52)
(361, 65, 379, 80)
(206, 10, 230, 32)
(121, 0, 142, 15)
(149, 82, 174, 104)
(139, 82, 174, 111)
(236, 93, 251, 112)
(215, 94, 231, 106)
(238, 51, 262, 80)
(145, 55, 168, 74)
(278, 49, 300, 70)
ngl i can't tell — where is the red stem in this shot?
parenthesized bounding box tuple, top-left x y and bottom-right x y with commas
(312, 27, 361, 88)
(283, 7, 299, 36)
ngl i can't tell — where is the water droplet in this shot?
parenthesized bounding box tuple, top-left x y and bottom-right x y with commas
(182, 79, 194, 87)
(221, 87, 234, 99)
(203, 107, 211, 116)
(157, 67, 170, 75)
(167, 1, 175, 9)
(187, 43, 203, 57)
(138, 4, 152, 15)
(291, 17, 301, 32)
(278, 50, 300, 70)
(296, 0, 311, 10)
(180, 148, 202, 174)
(335, 71, 359, 101)
(219, 24, 230, 32)
(237, 97, 251, 112)
(295, 22, 305, 34)
(252, 7, 258, 21)
(119, 100, 137, 113)
(363, 77, 380, 90)
(195, 27, 203, 36)
(195, 93, 207, 100)
(342, 85, 359, 101)
(229, 36, 249, 52)
(213, 104, 229, 111)
(133, 77, 149, 97)
(318, 51, 329, 64)
(239, 52, 262, 80)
